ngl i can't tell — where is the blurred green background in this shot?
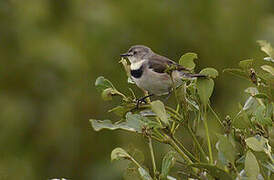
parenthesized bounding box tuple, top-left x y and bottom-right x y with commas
(0, 0, 273, 179)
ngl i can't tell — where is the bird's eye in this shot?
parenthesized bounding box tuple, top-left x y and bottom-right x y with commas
(133, 51, 137, 55)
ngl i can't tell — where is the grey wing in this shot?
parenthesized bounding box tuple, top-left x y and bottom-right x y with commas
(147, 55, 189, 73)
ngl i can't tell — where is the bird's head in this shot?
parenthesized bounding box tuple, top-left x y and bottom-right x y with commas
(121, 45, 153, 63)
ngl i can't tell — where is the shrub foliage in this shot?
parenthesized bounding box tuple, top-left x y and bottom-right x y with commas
(91, 41, 273, 180)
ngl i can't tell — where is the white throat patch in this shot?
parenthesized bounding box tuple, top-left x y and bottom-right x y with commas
(130, 60, 146, 70)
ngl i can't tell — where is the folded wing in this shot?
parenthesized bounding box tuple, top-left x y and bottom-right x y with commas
(147, 54, 189, 73)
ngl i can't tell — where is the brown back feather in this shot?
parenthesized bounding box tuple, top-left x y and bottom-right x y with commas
(147, 54, 189, 73)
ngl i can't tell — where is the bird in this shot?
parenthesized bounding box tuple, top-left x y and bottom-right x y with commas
(120, 45, 205, 104)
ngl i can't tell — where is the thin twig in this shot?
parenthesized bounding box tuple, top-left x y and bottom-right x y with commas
(171, 135, 199, 163)
(166, 135, 193, 165)
(165, 106, 184, 120)
(148, 137, 157, 178)
(208, 103, 224, 129)
(187, 125, 208, 162)
(202, 107, 213, 164)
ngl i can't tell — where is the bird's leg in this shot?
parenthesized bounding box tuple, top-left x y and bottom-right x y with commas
(136, 94, 154, 109)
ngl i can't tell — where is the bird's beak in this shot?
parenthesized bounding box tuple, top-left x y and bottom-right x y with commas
(120, 53, 130, 57)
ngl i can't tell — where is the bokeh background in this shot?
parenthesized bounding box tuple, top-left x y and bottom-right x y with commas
(0, 0, 273, 179)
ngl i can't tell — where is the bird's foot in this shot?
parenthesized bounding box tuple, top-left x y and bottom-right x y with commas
(136, 94, 154, 109)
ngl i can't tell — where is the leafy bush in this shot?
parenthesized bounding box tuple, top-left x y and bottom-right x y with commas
(90, 41, 273, 180)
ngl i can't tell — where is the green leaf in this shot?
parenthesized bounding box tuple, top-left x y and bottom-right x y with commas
(111, 147, 143, 167)
(246, 137, 264, 151)
(95, 77, 121, 101)
(245, 136, 271, 154)
(217, 151, 227, 167)
(123, 148, 145, 180)
(130, 112, 162, 129)
(253, 106, 272, 125)
(189, 163, 232, 180)
(257, 40, 274, 59)
(245, 151, 260, 180)
(125, 113, 147, 132)
(111, 148, 152, 180)
(111, 147, 150, 180)
(255, 105, 264, 119)
(261, 65, 274, 76)
(237, 170, 264, 180)
(239, 59, 254, 70)
(176, 83, 187, 107)
(95, 76, 115, 92)
(200, 67, 219, 78)
(138, 167, 153, 180)
(90, 113, 144, 133)
(101, 88, 116, 101)
(160, 151, 176, 179)
(216, 134, 236, 164)
(151, 100, 169, 126)
(244, 87, 259, 96)
(243, 97, 258, 114)
(265, 102, 273, 118)
(232, 109, 250, 129)
(179, 52, 198, 70)
(196, 78, 214, 106)
(119, 58, 131, 78)
(223, 68, 249, 79)
(261, 117, 273, 126)
(257, 68, 274, 83)
(111, 147, 131, 162)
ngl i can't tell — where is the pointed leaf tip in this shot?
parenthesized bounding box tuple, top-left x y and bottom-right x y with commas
(111, 147, 130, 162)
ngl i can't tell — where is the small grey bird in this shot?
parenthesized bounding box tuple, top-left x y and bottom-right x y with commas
(120, 45, 205, 98)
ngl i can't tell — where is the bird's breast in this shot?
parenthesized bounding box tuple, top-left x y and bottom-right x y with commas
(131, 67, 174, 95)
(130, 65, 143, 78)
